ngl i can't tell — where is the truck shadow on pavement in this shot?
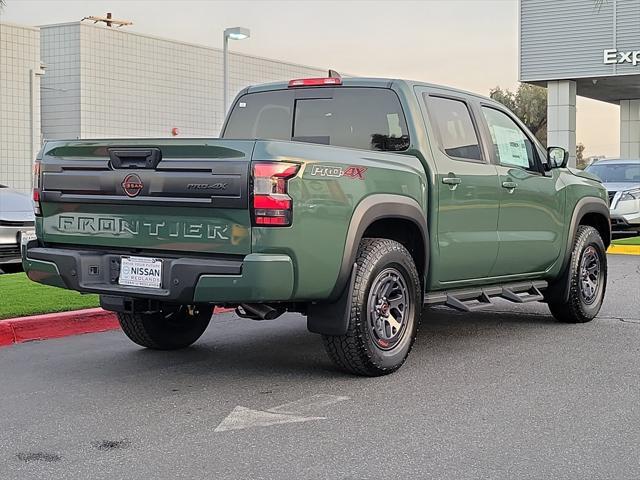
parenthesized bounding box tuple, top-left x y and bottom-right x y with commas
(72, 306, 568, 382)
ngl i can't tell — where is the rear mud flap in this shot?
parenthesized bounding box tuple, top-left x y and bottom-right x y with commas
(307, 263, 357, 336)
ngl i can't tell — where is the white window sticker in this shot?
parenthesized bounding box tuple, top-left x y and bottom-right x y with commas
(492, 125, 529, 168)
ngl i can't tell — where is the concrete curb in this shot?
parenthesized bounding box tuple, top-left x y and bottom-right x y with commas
(0, 306, 236, 347)
(608, 244, 640, 255)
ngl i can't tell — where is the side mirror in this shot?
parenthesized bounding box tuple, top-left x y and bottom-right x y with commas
(547, 146, 569, 169)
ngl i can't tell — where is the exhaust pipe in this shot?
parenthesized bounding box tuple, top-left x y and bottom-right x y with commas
(238, 303, 283, 320)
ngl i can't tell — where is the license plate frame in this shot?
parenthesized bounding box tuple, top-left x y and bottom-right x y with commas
(118, 256, 163, 289)
(19, 229, 37, 247)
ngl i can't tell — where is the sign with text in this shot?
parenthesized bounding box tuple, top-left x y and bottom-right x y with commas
(603, 49, 640, 66)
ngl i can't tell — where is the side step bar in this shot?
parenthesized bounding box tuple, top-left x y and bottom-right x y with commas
(424, 281, 547, 313)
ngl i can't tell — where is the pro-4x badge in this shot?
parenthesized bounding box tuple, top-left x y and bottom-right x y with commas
(343, 166, 367, 179)
(309, 165, 367, 180)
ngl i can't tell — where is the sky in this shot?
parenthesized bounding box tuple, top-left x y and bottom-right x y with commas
(1, 0, 620, 157)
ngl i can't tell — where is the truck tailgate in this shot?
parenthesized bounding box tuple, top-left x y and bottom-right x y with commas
(38, 139, 254, 256)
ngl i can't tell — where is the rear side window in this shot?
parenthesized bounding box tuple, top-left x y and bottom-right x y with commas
(223, 87, 409, 152)
(426, 95, 482, 161)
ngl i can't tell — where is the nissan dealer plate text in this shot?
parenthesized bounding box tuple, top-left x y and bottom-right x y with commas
(119, 256, 162, 288)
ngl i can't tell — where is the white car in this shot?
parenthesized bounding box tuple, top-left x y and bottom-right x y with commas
(586, 159, 640, 234)
(0, 184, 36, 271)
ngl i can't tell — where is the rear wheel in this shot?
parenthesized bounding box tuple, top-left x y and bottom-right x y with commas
(117, 305, 211, 350)
(322, 238, 422, 376)
(548, 225, 607, 323)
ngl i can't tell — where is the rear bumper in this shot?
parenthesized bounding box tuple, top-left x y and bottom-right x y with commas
(22, 244, 294, 304)
(1, 225, 29, 264)
(0, 243, 21, 264)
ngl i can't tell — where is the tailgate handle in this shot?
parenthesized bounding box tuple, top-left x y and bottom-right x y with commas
(109, 148, 162, 169)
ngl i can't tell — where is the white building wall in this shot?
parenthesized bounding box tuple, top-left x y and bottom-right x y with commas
(0, 22, 41, 192)
(40, 24, 81, 140)
(41, 22, 325, 140)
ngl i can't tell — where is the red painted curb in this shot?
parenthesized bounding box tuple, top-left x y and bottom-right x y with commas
(0, 306, 235, 348)
(0, 308, 118, 347)
(213, 307, 235, 314)
(0, 322, 15, 347)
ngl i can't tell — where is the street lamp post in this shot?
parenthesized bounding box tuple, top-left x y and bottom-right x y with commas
(223, 27, 251, 115)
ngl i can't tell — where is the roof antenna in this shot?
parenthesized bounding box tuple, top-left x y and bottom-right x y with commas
(328, 69, 341, 79)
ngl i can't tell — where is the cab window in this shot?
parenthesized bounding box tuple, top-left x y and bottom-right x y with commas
(223, 87, 410, 152)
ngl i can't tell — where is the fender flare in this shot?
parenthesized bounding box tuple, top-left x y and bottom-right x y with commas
(567, 197, 611, 249)
(547, 196, 610, 304)
(307, 194, 429, 336)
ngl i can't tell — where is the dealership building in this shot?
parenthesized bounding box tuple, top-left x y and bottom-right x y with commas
(3, 4, 639, 192)
(0, 20, 325, 192)
(521, 0, 640, 165)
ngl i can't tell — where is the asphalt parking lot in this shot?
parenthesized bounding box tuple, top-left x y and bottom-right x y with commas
(1, 254, 639, 480)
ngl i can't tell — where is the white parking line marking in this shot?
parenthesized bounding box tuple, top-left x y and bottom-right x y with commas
(214, 394, 350, 433)
(268, 394, 350, 414)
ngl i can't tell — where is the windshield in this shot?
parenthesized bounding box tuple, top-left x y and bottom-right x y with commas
(586, 163, 640, 183)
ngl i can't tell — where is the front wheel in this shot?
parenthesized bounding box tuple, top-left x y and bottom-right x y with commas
(322, 238, 422, 376)
(548, 225, 607, 323)
(118, 305, 211, 350)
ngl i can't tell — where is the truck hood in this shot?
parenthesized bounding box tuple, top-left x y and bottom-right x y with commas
(0, 189, 35, 222)
(568, 168, 602, 183)
(601, 181, 640, 193)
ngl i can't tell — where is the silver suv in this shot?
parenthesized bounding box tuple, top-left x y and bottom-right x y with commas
(0, 185, 35, 271)
(586, 159, 640, 234)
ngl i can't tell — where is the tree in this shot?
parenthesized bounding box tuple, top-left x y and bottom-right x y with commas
(490, 83, 548, 145)
(576, 143, 587, 169)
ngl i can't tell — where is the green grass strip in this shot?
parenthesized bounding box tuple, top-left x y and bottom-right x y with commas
(613, 235, 640, 246)
(0, 273, 99, 320)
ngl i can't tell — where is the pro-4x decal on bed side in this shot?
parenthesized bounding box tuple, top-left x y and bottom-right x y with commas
(309, 165, 367, 180)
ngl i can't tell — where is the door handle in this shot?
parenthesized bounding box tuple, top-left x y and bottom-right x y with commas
(442, 177, 461, 185)
(502, 181, 518, 190)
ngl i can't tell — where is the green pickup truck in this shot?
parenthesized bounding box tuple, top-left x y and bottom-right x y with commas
(23, 76, 610, 376)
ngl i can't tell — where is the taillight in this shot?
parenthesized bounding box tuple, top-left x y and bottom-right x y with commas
(252, 162, 299, 227)
(288, 77, 342, 87)
(32, 160, 42, 215)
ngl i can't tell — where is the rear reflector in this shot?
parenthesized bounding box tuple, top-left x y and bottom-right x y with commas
(255, 216, 289, 226)
(288, 77, 342, 87)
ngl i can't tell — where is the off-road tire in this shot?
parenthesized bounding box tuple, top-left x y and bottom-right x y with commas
(548, 225, 607, 323)
(322, 238, 422, 376)
(117, 306, 211, 350)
